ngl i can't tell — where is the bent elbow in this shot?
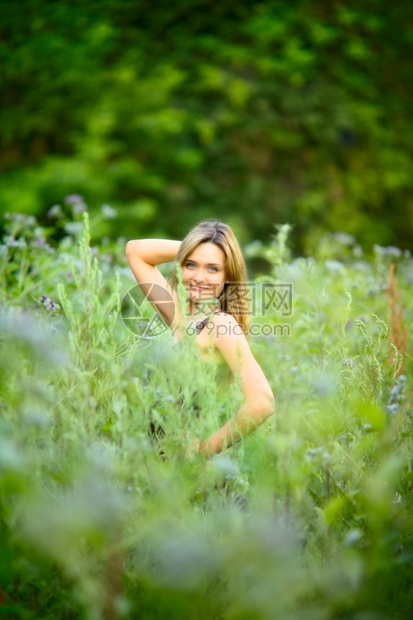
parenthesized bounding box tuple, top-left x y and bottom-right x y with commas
(264, 396, 276, 419)
(125, 240, 136, 257)
(253, 393, 275, 421)
(126, 239, 144, 261)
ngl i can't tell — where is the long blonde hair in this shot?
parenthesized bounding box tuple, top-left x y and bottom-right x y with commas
(168, 219, 250, 334)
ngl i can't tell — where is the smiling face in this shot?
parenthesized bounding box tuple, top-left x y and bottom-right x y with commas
(182, 242, 227, 309)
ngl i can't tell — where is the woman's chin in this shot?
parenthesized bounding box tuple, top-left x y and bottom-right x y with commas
(186, 290, 218, 304)
(187, 289, 210, 299)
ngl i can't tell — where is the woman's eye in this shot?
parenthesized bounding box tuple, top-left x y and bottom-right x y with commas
(209, 267, 218, 272)
(185, 262, 195, 268)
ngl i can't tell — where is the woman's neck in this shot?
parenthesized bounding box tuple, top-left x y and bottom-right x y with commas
(186, 301, 220, 320)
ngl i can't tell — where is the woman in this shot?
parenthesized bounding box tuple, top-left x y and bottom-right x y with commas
(126, 219, 275, 457)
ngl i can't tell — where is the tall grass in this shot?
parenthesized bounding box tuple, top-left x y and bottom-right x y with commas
(1, 208, 412, 619)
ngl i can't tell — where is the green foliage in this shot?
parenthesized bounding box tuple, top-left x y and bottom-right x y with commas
(1, 209, 413, 617)
(1, 1, 413, 251)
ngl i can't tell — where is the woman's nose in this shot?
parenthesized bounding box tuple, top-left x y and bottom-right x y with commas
(193, 268, 206, 282)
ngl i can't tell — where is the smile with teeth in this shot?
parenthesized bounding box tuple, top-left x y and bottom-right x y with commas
(188, 284, 215, 296)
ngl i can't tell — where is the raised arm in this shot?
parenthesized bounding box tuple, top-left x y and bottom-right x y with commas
(125, 239, 181, 325)
(199, 313, 275, 457)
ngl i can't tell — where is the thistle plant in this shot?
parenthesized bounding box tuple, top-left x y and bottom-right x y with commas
(57, 211, 121, 372)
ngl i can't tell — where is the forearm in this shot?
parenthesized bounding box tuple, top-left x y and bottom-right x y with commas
(200, 398, 275, 458)
(125, 239, 181, 266)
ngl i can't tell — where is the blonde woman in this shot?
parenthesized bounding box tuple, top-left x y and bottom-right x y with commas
(126, 219, 275, 457)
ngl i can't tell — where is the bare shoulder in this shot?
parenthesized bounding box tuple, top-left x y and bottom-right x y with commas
(212, 310, 242, 331)
(210, 311, 250, 358)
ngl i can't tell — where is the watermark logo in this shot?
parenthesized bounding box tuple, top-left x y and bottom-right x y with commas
(121, 283, 172, 348)
(121, 282, 293, 345)
(261, 283, 293, 317)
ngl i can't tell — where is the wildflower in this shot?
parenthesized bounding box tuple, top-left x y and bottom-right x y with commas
(73, 203, 87, 215)
(354, 261, 370, 273)
(388, 375, 406, 406)
(4, 236, 27, 249)
(64, 194, 84, 205)
(322, 451, 332, 466)
(333, 232, 355, 246)
(47, 204, 64, 218)
(374, 244, 403, 259)
(101, 204, 118, 219)
(386, 403, 399, 417)
(390, 386, 400, 400)
(64, 194, 87, 215)
(344, 529, 363, 546)
(33, 226, 44, 239)
(385, 246, 403, 258)
(21, 407, 51, 428)
(39, 295, 60, 314)
(325, 259, 344, 273)
(60, 236, 74, 249)
(305, 447, 323, 461)
(64, 222, 83, 235)
(211, 455, 240, 477)
(32, 238, 55, 254)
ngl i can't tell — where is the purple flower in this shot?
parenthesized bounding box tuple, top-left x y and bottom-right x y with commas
(64, 194, 84, 204)
(39, 295, 60, 313)
(64, 194, 87, 215)
(4, 236, 27, 249)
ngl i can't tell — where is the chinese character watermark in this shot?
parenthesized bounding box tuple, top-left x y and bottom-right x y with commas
(121, 282, 293, 346)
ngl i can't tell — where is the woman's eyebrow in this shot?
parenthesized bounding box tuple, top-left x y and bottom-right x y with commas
(186, 259, 223, 267)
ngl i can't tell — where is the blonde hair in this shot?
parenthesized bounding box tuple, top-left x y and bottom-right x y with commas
(168, 219, 250, 334)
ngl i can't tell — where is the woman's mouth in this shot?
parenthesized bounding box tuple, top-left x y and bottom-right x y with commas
(187, 285, 219, 301)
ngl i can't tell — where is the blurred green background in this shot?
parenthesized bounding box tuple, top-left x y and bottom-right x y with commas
(1, 0, 412, 254)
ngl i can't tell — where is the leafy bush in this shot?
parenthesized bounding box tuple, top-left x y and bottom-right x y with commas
(1, 1, 413, 251)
